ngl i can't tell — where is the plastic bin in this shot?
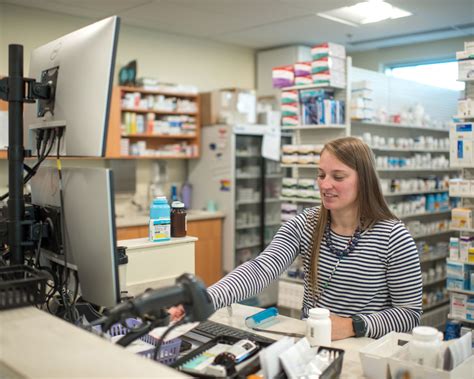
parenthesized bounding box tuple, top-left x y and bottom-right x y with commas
(0, 265, 48, 309)
(388, 343, 474, 379)
(94, 318, 181, 365)
(359, 332, 412, 379)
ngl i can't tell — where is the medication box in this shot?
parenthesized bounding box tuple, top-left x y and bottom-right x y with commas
(451, 208, 473, 229)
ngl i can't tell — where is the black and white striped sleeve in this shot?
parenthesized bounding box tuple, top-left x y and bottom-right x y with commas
(358, 222, 423, 338)
(207, 210, 308, 309)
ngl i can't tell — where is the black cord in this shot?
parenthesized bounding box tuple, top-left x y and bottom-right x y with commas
(0, 129, 57, 201)
(153, 318, 186, 361)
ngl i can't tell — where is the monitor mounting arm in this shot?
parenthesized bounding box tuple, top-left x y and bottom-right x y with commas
(0, 44, 52, 265)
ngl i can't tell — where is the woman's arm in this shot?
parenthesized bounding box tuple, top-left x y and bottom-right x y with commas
(207, 210, 310, 309)
(356, 222, 423, 339)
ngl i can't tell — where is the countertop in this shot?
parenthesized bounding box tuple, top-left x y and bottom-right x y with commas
(116, 209, 225, 228)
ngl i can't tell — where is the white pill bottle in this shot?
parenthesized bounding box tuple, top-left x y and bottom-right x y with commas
(306, 307, 332, 347)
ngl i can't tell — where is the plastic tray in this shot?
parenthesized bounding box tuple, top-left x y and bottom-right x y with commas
(388, 343, 474, 379)
(359, 332, 412, 379)
(172, 335, 271, 378)
(0, 265, 48, 309)
(94, 318, 181, 365)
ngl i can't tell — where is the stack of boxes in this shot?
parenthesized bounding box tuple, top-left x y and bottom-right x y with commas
(448, 238, 474, 321)
(351, 80, 374, 121)
(311, 43, 346, 88)
(271, 42, 347, 89)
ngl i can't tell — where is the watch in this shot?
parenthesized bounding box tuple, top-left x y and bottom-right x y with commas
(352, 315, 367, 337)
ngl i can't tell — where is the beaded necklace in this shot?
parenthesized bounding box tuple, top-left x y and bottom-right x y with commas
(316, 216, 362, 301)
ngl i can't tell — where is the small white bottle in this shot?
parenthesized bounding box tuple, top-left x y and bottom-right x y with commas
(409, 326, 443, 368)
(306, 308, 332, 347)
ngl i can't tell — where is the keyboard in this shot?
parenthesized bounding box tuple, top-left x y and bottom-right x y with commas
(187, 320, 275, 345)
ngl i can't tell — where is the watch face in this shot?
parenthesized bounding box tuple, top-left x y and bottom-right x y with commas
(352, 316, 366, 337)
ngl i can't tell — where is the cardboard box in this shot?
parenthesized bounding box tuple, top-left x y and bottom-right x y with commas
(200, 89, 256, 125)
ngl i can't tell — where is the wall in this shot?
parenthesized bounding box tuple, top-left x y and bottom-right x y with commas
(0, 4, 255, 204)
(351, 36, 466, 71)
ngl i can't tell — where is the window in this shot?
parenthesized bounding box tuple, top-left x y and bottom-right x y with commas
(385, 60, 464, 91)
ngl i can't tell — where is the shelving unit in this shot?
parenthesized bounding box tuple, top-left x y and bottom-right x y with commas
(107, 86, 201, 159)
(445, 47, 474, 330)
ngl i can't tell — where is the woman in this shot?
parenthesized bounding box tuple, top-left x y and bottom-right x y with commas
(173, 136, 423, 340)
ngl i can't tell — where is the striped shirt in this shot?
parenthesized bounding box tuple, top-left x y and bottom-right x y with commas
(207, 206, 423, 338)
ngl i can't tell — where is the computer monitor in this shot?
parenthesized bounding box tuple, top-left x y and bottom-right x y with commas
(24, 16, 120, 157)
(30, 166, 120, 308)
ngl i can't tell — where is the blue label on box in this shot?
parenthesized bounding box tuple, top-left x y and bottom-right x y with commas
(458, 140, 464, 159)
(456, 123, 473, 132)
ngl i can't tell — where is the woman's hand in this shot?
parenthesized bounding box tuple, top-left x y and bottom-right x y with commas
(168, 305, 185, 322)
(330, 313, 355, 341)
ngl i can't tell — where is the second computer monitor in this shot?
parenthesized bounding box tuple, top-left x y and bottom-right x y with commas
(31, 166, 120, 308)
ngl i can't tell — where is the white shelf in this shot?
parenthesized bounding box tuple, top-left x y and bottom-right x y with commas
(281, 163, 319, 168)
(423, 299, 449, 312)
(420, 253, 448, 263)
(236, 153, 259, 158)
(352, 120, 449, 133)
(281, 125, 346, 131)
(236, 174, 260, 179)
(371, 146, 449, 153)
(423, 276, 447, 286)
(236, 223, 261, 230)
(447, 288, 474, 295)
(266, 198, 282, 203)
(450, 193, 474, 198)
(399, 210, 451, 219)
(412, 230, 453, 239)
(377, 168, 458, 172)
(447, 314, 474, 324)
(266, 174, 283, 178)
(280, 197, 321, 204)
(281, 83, 345, 91)
(384, 189, 448, 197)
(236, 242, 261, 250)
(451, 227, 474, 233)
(236, 198, 281, 206)
(453, 115, 474, 120)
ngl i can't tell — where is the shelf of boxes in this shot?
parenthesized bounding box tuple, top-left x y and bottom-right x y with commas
(116, 86, 200, 159)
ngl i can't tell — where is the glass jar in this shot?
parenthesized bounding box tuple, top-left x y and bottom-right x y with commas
(171, 201, 187, 237)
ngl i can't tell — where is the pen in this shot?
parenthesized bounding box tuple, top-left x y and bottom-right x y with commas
(250, 327, 305, 338)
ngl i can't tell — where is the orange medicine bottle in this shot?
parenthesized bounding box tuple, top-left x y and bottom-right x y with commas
(171, 201, 187, 237)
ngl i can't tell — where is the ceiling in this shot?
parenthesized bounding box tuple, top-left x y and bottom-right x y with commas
(2, 0, 474, 51)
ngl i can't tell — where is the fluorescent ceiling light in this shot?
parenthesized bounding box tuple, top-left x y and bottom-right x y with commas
(317, 0, 412, 27)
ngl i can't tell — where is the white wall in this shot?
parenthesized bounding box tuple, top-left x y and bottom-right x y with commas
(0, 4, 256, 200)
(0, 4, 255, 90)
(351, 36, 466, 72)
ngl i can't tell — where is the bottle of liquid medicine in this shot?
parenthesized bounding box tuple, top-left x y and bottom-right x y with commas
(408, 326, 443, 368)
(171, 201, 187, 237)
(306, 308, 331, 347)
(149, 196, 171, 242)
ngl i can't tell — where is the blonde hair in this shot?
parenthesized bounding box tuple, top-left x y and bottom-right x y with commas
(309, 136, 397, 299)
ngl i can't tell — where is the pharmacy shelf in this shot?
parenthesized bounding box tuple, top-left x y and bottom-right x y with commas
(451, 227, 474, 233)
(281, 83, 345, 91)
(236, 153, 259, 158)
(384, 189, 448, 197)
(399, 210, 451, 220)
(453, 115, 474, 120)
(446, 288, 474, 295)
(447, 314, 474, 324)
(377, 168, 458, 172)
(236, 174, 260, 179)
(281, 125, 346, 131)
(280, 197, 321, 204)
(281, 164, 319, 168)
(420, 253, 449, 263)
(423, 299, 449, 312)
(236, 223, 261, 230)
(122, 133, 196, 139)
(412, 230, 453, 239)
(370, 146, 449, 153)
(236, 198, 281, 206)
(423, 276, 447, 287)
(122, 107, 197, 116)
(352, 120, 449, 133)
(266, 174, 284, 178)
(450, 193, 474, 198)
